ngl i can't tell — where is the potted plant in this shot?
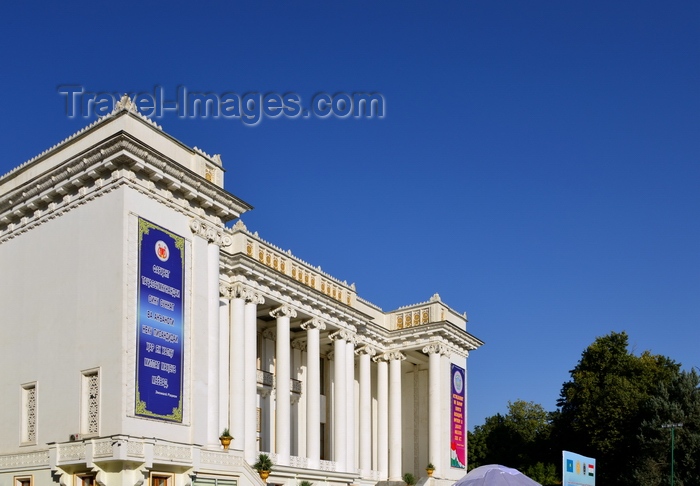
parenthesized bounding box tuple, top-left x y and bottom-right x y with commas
(299, 481, 313, 486)
(403, 472, 416, 486)
(253, 453, 273, 481)
(426, 463, 435, 477)
(219, 428, 233, 450)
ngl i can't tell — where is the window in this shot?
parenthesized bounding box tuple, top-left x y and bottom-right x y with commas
(76, 474, 96, 486)
(81, 370, 99, 436)
(193, 479, 237, 486)
(21, 383, 37, 444)
(319, 357, 325, 395)
(15, 476, 32, 486)
(150, 473, 173, 486)
(319, 423, 326, 460)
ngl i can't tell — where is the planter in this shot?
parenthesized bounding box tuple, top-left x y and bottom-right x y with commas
(219, 436, 232, 450)
(426, 468, 434, 477)
(259, 470, 270, 481)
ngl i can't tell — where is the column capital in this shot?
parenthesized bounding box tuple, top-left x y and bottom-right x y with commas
(189, 218, 231, 246)
(291, 339, 307, 351)
(356, 345, 377, 357)
(262, 328, 276, 340)
(301, 318, 327, 331)
(329, 329, 355, 342)
(383, 351, 406, 362)
(269, 305, 297, 319)
(244, 291, 265, 305)
(422, 343, 450, 357)
(220, 282, 247, 299)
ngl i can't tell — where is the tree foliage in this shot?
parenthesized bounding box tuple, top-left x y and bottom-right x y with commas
(468, 400, 558, 485)
(469, 331, 700, 485)
(554, 331, 684, 485)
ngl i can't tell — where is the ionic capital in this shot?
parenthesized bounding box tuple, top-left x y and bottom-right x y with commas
(356, 345, 377, 357)
(422, 343, 449, 357)
(262, 328, 276, 340)
(244, 291, 265, 305)
(329, 329, 355, 343)
(300, 318, 327, 332)
(220, 282, 246, 299)
(382, 351, 406, 362)
(291, 339, 307, 351)
(269, 305, 297, 319)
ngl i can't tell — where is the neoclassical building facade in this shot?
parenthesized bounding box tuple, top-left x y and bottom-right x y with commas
(0, 97, 483, 486)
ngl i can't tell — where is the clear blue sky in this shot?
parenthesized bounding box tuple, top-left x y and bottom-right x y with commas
(1, 1, 698, 431)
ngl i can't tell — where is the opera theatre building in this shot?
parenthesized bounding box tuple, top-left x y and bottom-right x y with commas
(0, 98, 483, 486)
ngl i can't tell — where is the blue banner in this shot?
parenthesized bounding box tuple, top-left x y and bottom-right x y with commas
(135, 218, 185, 422)
(563, 450, 596, 486)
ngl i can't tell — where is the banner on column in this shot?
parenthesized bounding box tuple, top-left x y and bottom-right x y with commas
(135, 218, 185, 422)
(562, 450, 596, 486)
(451, 363, 466, 468)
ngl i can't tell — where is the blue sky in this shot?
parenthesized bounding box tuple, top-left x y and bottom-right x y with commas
(1, 1, 698, 430)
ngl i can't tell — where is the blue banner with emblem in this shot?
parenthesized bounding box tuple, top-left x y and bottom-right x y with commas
(135, 218, 185, 422)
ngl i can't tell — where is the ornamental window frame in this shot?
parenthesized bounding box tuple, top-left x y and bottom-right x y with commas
(20, 382, 37, 445)
(81, 368, 100, 437)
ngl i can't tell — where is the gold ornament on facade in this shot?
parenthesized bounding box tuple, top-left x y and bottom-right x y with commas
(422, 310, 429, 324)
(246, 242, 253, 256)
(397, 315, 403, 329)
(258, 249, 264, 262)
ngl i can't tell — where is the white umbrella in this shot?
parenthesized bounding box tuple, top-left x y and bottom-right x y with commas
(453, 465, 542, 486)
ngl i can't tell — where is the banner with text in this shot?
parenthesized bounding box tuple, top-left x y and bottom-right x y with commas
(451, 363, 466, 468)
(135, 218, 185, 422)
(563, 450, 596, 486)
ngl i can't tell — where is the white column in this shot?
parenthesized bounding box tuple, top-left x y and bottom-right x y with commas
(244, 292, 263, 463)
(207, 241, 221, 445)
(357, 346, 375, 475)
(219, 291, 229, 441)
(229, 287, 246, 451)
(389, 352, 405, 481)
(424, 344, 444, 475)
(291, 339, 304, 457)
(345, 336, 356, 472)
(330, 331, 347, 471)
(270, 305, 296, 466)
(302, 319, 325, 469)
(374, 354, 389, 479)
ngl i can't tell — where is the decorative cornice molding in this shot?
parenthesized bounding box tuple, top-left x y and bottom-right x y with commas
(269, 305, 297, 319)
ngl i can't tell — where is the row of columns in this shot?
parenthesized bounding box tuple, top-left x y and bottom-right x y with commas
(195, 220, 454, 479)
(219, 283, 449, 478)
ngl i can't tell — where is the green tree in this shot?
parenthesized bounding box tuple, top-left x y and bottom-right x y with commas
(632, 369, 700, 485)
(468, 400, 557, 483)
(554, 331, 681, 485)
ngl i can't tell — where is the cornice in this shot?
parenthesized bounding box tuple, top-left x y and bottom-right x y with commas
(0, 132, 251, 240)
(221, 254, 370, 329)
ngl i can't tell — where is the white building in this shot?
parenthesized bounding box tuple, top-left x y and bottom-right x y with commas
(0, 97, 483, 486)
